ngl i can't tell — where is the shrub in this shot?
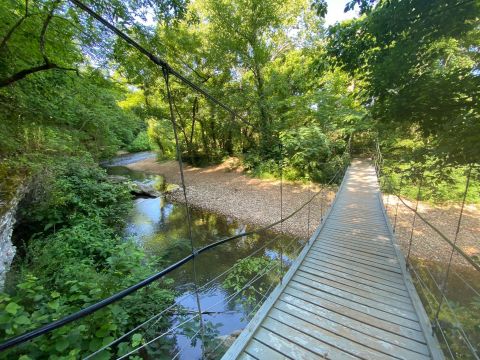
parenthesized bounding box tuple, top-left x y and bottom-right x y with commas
(126, 131, 152, 153)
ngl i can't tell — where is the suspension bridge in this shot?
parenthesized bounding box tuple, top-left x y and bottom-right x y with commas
(222, 159, 443, 360)
(3, 1, 479, 358)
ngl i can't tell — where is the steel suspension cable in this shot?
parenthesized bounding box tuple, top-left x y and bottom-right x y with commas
(162, 68, 206, 357)
(69, 0, 254, 129)
(0, 150, 347, 352)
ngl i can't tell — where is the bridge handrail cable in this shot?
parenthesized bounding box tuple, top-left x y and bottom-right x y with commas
(0, 155, 348, 352)
(373, 141, 479, 359)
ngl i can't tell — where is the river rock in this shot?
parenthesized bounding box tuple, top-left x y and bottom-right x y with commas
(130, 182, 161, 198)
(107, 175, 161, 198)
(205, 329, 243, 359)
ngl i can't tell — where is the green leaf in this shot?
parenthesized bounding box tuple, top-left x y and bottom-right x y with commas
(55, 338, 70, 352)
(131, 333, 142, 347)
(5, 302, 21, 315)
(14, 315, 31, 325)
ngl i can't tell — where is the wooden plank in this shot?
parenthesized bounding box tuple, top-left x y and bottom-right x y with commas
(308, 247, 402, 273)
(299, 263, 411, 298)
(305, 252, 405, 283)
(279, 293, 429, 352)
(315, 237, 396, 256)
(321, 226, 391, 238)
(259, 318, 359, 360)
(295, 272, 416, 312)
(322, 228, 392, 242)
(324, 223, 388, 233)
(289, 280, 422, 329)
(327, 215, 387, 226)
(244, 339, 288, 360)
(312, 242, 398, 262)
(319, 234, 394, 249)
(302, 259, 407, 290)
(274, 301, 431, 360)
(316, 241, 394, 257)
(268, 308, 395, 360)
(318, 233, 395, 250)
(238, 352, 259, 360)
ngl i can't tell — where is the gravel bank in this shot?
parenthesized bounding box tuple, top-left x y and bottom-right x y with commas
(126, 158, 479, 267)
(126, 158, 336, 239)
(383, 195, 480, 268)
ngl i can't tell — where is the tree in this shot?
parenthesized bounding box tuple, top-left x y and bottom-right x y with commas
(327, 0, 480, 164)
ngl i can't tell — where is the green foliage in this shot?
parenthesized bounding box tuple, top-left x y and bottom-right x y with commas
(126, 131, 152, 153)
(0, 156, 176, 358)
(281, 126, 332, 181)
(20, 157, 131, 231)
(378, 137, 480, 203)
(327, 0, 480, 164)
(411, 259, 480, 358)
(224, 256, 278, 309)
(381, 163, 480, 204)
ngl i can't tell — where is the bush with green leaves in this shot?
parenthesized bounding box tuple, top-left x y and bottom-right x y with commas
(0, 157, 176, 359)
(126, 131, 152, 153)
(223, 256, 279, 310)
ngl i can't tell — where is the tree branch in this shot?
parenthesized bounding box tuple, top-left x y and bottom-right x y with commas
(39, 0, 61, 63)
(0, 0, 30, 51)
(0, 63, 78, 87)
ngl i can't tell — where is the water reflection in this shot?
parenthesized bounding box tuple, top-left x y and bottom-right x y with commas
(105, 163, 302, 359)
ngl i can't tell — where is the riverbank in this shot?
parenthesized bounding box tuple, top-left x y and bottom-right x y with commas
(384, 195, 480, 268)
(126, 158, 336, 239)
(127, 157, 480, 267)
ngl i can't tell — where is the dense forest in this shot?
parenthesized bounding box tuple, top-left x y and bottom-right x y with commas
(0, 0, 479, 358)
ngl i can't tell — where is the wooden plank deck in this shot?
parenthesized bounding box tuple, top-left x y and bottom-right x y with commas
(222, 159, 444, 360)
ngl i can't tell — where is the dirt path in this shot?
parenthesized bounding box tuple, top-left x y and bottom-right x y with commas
(126, 158, 335, 239)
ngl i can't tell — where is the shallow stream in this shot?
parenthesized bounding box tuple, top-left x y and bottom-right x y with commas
(106, 153, 302, 359)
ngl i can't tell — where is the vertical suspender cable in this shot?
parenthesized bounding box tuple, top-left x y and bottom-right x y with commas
(279, 143, 284, 281)
(393, 174, 404, 233)
(433, 165, 472, 323)
(406, 174, 423, 264)
(162, 68, 205, 355)
(307, 176, 311, 240)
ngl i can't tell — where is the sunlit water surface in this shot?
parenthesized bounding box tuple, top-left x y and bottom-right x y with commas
(105, 154, 303, 359)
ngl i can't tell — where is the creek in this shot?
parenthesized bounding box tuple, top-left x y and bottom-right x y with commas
(105, 153, 303, 359)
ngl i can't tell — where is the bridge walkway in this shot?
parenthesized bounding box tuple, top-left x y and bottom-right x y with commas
(222, 159, 443, 360)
